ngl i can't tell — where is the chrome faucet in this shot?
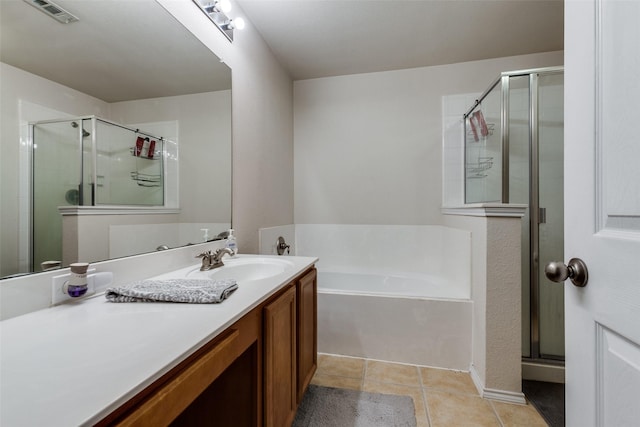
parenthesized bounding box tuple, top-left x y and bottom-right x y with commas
(211, 247, 233, 265)
(196, 250, 214, 271)
(196, 248, 233, 271)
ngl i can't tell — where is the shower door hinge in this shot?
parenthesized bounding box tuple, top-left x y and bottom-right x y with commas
(539, 207, 547, 224)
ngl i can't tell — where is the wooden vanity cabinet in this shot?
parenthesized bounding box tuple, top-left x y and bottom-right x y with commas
(296, 268, 317, 403)
(100, 265, 317, 427)
(264, 285, 297, 427)
(263, 267, 318, 427)
(99, 307, 262, 427)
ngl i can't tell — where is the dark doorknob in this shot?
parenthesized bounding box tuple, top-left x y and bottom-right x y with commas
(545, 258, 588, 287)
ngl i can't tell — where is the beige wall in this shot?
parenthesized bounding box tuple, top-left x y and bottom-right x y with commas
(293, 51, 563, 225)
(158, 0, 295, 254)
(110, 90, 232, 224)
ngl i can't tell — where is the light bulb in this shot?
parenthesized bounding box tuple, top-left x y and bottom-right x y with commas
(234, 17, 245, 30)
(218, 0, 232, 13)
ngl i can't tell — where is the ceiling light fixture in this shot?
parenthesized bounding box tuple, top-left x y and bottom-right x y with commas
(193, 0, 245, 42)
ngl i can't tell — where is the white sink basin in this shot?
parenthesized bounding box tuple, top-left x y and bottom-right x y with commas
(187, 257, 295, 282)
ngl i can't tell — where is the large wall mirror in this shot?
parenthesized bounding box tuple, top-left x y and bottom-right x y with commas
(0, 0, 232, 279)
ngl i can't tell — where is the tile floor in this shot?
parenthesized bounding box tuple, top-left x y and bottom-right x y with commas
(311, 354, 549, 427)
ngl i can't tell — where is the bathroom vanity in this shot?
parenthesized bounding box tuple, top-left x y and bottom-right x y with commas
(0, 255, 317, 427)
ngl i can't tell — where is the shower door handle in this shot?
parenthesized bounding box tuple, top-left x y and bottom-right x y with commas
(544, 258, 589, 287)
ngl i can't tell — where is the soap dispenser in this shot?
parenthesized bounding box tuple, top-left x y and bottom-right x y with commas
(200, 228, 210, 243)
(225, 229, 237, 255)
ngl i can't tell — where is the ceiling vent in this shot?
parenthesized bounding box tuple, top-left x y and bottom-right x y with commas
(22, 0, 79, 24)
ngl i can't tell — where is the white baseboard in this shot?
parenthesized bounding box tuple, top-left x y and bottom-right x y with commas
(469, 365, 527, 404)
(469, 364, 485, 394)
(482, 388, 527, 404)
(522, 361, 565, 384)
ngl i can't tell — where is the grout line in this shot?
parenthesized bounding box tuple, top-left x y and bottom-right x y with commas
(422, 386, 482, 398)
(417, 365, 433, 427)
(488, 400, 506, 427)
(361, 359, 367, 389)
(421, 386, 433, 427)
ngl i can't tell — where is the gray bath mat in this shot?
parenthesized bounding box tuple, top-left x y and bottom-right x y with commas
(293, 385, 416, 427)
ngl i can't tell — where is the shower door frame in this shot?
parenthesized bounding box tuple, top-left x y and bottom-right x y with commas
(464, 66, 565, 364)
(528, 69, 565, 363)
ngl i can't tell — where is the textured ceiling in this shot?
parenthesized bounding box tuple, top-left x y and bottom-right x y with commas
(237, 0, 564, 80)
(0, 0, 231, 102)
(0, 0, 563, 99)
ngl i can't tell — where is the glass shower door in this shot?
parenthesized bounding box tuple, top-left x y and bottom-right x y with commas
(537, 72, 565, 359)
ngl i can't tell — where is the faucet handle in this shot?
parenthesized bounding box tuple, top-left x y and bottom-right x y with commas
(276, 236, 290, 255)
(195, 250, 211, 259)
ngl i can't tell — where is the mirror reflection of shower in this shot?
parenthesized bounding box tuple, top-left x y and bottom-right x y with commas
(30, 116, 168, 272)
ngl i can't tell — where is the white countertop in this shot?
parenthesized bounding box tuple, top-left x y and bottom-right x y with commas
(0, 255, 317, 426)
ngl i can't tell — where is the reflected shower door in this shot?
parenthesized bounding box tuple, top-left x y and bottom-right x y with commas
(32, 120, 82, 270)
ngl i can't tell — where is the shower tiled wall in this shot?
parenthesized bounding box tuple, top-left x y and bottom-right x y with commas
(442, 93, 480, 207)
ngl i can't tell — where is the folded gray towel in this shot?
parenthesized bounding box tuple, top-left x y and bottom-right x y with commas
(105, 278, 238, 303)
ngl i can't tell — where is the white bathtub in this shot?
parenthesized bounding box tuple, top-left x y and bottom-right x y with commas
(318, 271, 468, 300)
(259, 224, 474, 370)
(317, 270, 472, 370)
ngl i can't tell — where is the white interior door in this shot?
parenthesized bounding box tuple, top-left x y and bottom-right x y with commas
(564, 0, 640, 426)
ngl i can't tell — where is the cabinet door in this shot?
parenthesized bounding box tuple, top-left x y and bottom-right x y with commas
(297, 269, 317, 403)
(264, 285, 297, 427)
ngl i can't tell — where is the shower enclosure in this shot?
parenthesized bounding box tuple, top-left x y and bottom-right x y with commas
(464, 67, 564, 362)
(31, 116, 166, 271)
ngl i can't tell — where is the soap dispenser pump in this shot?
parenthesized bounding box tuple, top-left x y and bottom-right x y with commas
(225, 229, 237, 255)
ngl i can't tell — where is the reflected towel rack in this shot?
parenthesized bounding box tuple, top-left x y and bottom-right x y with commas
(466, 123, 495, 140)
(130, 171, 162, 187)
(465, 157, 494, 178)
